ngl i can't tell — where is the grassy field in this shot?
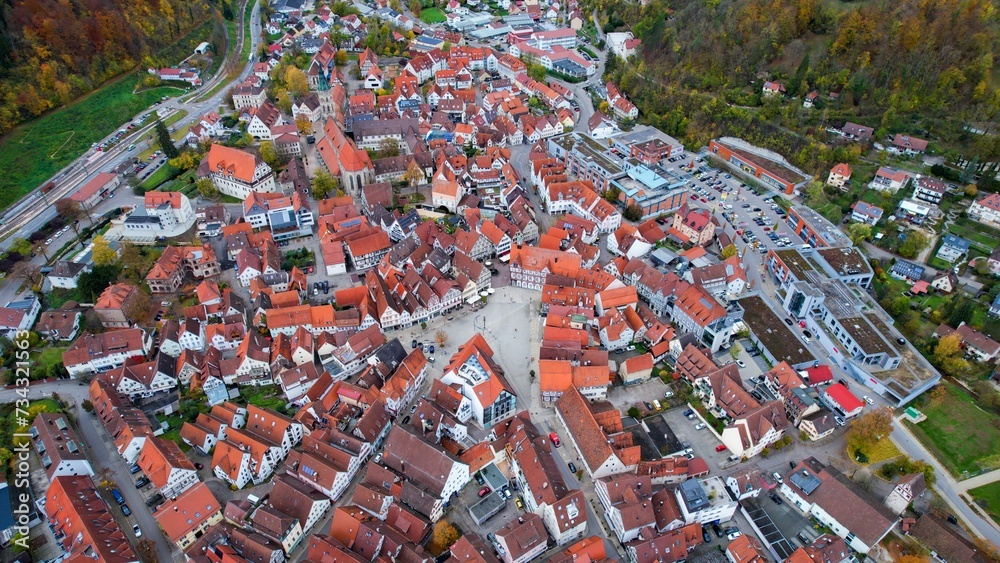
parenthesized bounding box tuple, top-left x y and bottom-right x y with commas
(906, 383, 1000, 476)
(140, 164, 182, 191)
(948, 217, 1000, 253)
(35, 346, 68, 371)
(420, 7, 447, 23)
(969, 481, 1000, 526)
(161, 415, 190, 451)
(0, 75, 183, 210)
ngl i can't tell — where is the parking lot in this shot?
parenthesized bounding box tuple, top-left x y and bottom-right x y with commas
(666, 151, 808, 253)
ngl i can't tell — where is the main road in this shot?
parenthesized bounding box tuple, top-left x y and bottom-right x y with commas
(0, 0, 263, 254)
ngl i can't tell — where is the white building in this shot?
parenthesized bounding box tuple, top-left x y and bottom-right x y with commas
(63, 329, 153, 377)
(199, 144, 277, 199)
(674, 477, 738, 525)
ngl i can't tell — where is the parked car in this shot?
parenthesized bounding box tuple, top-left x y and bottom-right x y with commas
(129, 464, 141, 474)
(374, 452, 382, 463)
(694, 423, 707, 430)
(735, 360, 746, 368)
(727, 530, 743, 541)
(715, 444, 727, 452)
(132, 524, 142, 538)
(663, 390, 674, 398)
(549, 432, 561, 447)
(712, 523, 723, 538)
(111, 489, 125, 505)
(769, 492, 783, 504)
(135, 477, 150, 488)
(121, 503, 132, 516)
(702, 528, 712, 543)
(835, 415, 846, 426)
(475, 472, 485, 485)
(478, 487, 491, 497)
(864, 396, 874, 405)
(772, 472, 783, 484)
(145, 494, 163, 508)
(568, 462, 577, 473)
(195, 462, 204, 470)
(515, 497, 524, 510)
(502, 487, 512, 499)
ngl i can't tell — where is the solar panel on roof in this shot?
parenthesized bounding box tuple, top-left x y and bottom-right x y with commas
(789, 469, 821, 495)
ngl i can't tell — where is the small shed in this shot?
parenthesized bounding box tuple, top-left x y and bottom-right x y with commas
(195, 42, 211, 54)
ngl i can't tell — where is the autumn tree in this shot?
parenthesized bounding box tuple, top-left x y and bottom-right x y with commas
(122, 288, 150, 323)
(91, 236, 117, 266)
(527, 62, 547, 82)
(154, 119, 179, 158)
(847, 223, 871, 246)
(845, 407, 894, 453)
(933, 333, 962, 364)
(12, 262, 42, 289)
(965, 184, 978, 198)
(933, 333, 973, 375)
(312, 170, 339, 199)
(169, 152, 199, 171)
(721, 244, 738, 259)
(427, 521, 461, 555)
(377, 138, 401, 158)
(623, 204, 643, 222)
(275, 89, 293, 113)
(55, 198, 85, 232)
(898, 231, 928, 259)
(196, 178, 219, 199)
(296, 115, 314, 135)
(285, 67, 309, 96)
(435, 330, 448, 347)
(259, 141, 280, 169)
(401, 159, 424, 188)
(804, 181, 826, 207)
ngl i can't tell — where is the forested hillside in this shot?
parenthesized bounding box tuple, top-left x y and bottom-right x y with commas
(596, 0, 1000, 173)
(0, 0, 226, 134)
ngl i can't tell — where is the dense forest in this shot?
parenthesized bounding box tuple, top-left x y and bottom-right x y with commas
(0, 0, 227, 134)
(595, 0, 1000, 175)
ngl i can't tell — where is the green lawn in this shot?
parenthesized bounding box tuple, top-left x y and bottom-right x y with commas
(238, 385, 288, 412)
(35, 346, 69, 371)
(140, 164, 182, 191)
(969, 481, 1000, 526)
(160, 170, 198, 192)
(906, 383, 1000, 477)
(0, 74, 183, 211)
(419, 7, 446, 23)
(161, 415, 190, 451)
(948, 217, 1000, 253)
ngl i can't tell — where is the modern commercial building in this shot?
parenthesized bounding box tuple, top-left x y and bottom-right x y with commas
(708, 138, 811, 195)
